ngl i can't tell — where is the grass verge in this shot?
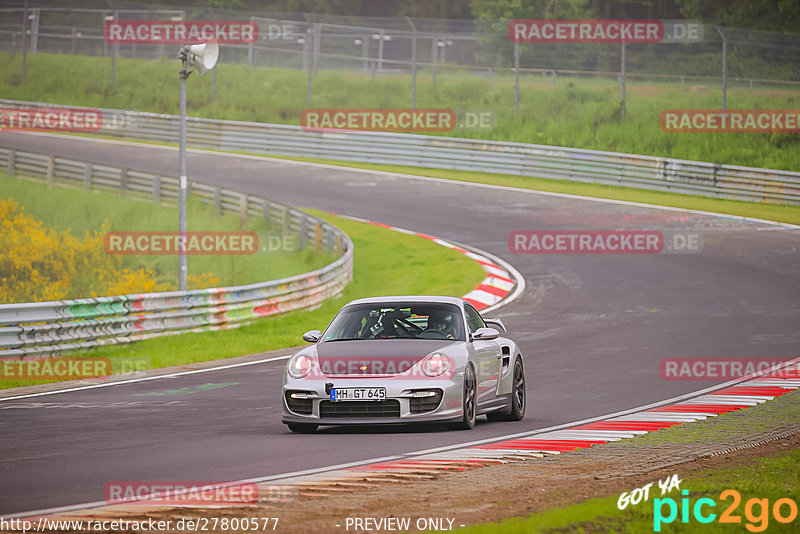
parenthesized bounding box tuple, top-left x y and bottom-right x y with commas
(0, 210, 487, 388)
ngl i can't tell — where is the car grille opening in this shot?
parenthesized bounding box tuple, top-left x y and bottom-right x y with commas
(285, 391, 313, 415)
(409, 390, 443, 414)
(319, 400, 400, 418)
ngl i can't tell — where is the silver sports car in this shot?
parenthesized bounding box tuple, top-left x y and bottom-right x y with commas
(281, 296, 526, 433)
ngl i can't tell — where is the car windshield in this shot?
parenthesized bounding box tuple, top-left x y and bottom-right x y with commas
(322, 302, 466, 342)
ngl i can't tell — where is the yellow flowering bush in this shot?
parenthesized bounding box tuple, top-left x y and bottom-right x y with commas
(0, 199, 213, 302)
(187, 272, 222, 289)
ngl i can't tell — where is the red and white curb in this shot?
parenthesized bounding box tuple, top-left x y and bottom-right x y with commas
(337, 215, 522, 312)
(253, 360, 800, 491)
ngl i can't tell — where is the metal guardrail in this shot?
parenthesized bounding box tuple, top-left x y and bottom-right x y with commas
(2, 99, 798, 205)
(0, 146, 354, 358)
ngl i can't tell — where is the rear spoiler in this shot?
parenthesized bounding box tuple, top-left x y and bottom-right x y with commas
(484, 318, 507, 333)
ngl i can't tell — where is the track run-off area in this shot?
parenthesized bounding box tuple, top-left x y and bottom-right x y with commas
(0, 131, 799, 518)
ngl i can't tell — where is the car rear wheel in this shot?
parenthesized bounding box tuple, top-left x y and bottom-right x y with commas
(451, 365, 476, 430)
(287, 423, 318, 433)
(487, 357, 526, 422)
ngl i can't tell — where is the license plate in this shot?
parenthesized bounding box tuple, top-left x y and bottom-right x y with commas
(330, 387, 386, 401)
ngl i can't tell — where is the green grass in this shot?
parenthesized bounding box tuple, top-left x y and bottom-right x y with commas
(456, 391, 800, 533)
(1, 210, 487, 388)
(1, 173, 336, 295)
(2, 52, 799, 171)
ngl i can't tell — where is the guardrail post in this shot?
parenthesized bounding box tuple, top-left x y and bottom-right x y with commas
(239, 193, 248, 224)
(83, 163, 92, 189)
(314, 222, 322, 251)
(7, 149, 15, 177)
(325, 227, 334, 251)
(262, 201, 271, 230)
(46, 156, 55, 187)
(214, 187, 222, 216)
(280, 207, 288, 235)
(299, 214, 307, 250)
(153, 175, 161, 203)
(119, 168, 128, 197)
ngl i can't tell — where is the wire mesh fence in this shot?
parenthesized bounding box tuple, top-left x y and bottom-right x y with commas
(1, 7, 797, 91)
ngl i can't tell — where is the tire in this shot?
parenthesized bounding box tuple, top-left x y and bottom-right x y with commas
(451, 365, 477, 430)
(486, 357, 526, 422)
(287, 423, 318, 433)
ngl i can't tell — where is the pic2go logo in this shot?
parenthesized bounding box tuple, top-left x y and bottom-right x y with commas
(654, 489, 798, 532)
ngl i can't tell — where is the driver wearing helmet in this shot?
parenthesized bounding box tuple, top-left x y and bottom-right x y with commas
(428, 311, 456, 340)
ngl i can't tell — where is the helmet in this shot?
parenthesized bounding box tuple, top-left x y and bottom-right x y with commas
(429, 311, 454, 331)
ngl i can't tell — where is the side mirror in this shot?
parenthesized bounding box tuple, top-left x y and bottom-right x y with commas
(302, 330, 321, 343)
(472, 327, 499, 340)
(484, 318, 507, 333)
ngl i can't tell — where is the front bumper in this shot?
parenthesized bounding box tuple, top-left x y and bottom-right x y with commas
(281, 375, 464, 426)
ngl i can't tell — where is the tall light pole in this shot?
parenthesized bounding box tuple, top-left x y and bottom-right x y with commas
(21, 1, 28, 84)
(104, 12, 117, 88)
(177, 40, 219, 290)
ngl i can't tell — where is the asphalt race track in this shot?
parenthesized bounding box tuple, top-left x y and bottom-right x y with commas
(1, 132, 799, 516)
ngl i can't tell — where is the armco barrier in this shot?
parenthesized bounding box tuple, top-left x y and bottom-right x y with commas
(2, 99, 799, 204)
(0, 147, 353, 358)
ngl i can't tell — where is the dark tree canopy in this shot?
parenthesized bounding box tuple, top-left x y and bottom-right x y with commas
(13, 0, 800, 32)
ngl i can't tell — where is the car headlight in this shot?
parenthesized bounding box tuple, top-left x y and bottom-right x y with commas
(287, 354, 314, 379)
(421, 352, 451, 377)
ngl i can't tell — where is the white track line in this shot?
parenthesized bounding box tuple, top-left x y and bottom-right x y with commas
(0, 354, 293, 402)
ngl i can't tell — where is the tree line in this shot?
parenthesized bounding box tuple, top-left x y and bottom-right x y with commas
(15, 0, 800, 33)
